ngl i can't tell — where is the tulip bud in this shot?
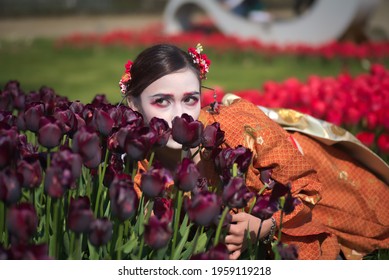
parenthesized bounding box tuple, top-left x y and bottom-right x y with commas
(88, 218, 113, 247)
(109, 174, 139, 221)
(67, 196, 94, 233)
(172, 113, 204, 149)
(144, 216, 172, 249)
(175, 158, 200, 192)
(222, 177, 254, 209)
(7, 202, 38, 243)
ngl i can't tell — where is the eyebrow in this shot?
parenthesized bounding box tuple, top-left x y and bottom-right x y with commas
(148, 91, 200, 98)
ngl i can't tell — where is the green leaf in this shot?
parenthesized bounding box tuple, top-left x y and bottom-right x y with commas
(63, 232, 70, 257)
(178, 213, 189, 237)
(122, 232, 139, 254)
(172, 224, 192, 259)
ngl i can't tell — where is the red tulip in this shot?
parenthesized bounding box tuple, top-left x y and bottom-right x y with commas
(356, 131, 375, 147)
(377, 133, 389, 154)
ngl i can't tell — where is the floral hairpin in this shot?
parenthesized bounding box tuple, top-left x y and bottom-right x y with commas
(119, 60, 133, 96)
(188, 43, 211, 80)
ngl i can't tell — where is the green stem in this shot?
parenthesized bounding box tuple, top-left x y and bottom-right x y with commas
(171, 190, 183, 257)
(138, 200, 154, 259)
(75, 233, 82, 260)
(147, 151, 155, 169)
(232, 163, 238, 177)
(116, 223, 124, 259)
(52, 199, 60, 259)
(214, 206, 230, 246)
(45, 197, 52, 242)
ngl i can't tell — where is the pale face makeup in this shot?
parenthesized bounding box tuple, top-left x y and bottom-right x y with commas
(135, 68, 201, 149)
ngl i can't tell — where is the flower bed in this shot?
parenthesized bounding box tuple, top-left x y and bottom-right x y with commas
(56, 26, 389, 60)
(0, 81, 299, 260)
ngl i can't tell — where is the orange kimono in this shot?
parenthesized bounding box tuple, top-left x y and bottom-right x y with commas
(199, 97, 389, 260)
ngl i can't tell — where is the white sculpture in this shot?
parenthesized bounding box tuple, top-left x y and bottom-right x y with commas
(163, 0, 380, 46)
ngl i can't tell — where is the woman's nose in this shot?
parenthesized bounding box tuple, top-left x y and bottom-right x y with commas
(173, 104, 185, 119)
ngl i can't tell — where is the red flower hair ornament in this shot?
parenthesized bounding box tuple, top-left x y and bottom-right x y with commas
(119, 60, 133, 96)
(188, 43, 211, 80)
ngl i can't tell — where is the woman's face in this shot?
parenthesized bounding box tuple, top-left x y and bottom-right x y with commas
(136, 69, 201, 149)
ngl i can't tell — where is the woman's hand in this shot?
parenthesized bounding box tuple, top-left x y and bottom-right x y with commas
(225, 212, 273, 260)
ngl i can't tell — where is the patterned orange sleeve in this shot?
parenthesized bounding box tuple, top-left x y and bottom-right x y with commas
(208, 99, 324, 232)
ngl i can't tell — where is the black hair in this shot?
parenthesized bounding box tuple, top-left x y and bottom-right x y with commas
(126, 44, 201, 98)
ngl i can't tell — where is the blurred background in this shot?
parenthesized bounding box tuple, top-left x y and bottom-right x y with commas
(1, 0, 389, 104)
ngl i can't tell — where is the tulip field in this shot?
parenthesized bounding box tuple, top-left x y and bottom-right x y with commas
(1, 27, 389, 259)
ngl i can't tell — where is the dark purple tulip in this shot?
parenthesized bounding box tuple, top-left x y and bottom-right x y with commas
(0, 127, 19, 169)
(172, 113, 204, 149)
(8, 243, 50, 260)
(0, 90, 13, 111)
(24, 102, 45, 132)
(191, 177, 209, 195)
(91, 94, 109, 108)
(269, 181, 290, 202)
(191, 243, 229, 260)
(81, 104, 95, 127)
(144, 216, 172, 249)
(88, 218, 113, 247)
(69, 100, 85, 115)
(103, 154, 124, 188)
(153, 197, 173, 222)
(72, 126, 101, 162)
(214, 146, 253, 182)
(44, 166, 68, 198)
(25, 91, 41, 105)
(251, 194, 278, 220)
(140, 164, 172, 198)
(276, 242, 299, 260)
(109, 174, 139, 221)
(0, 168, 21, 205)
(107, 126, 129, 153)
(283, 189, 301, 215)
(51, 147, 82, 182)
(124, 126, 156, 161)
(38, 116, 63, 149)
(92, 108, 114, 136)
(2, 80, 24, 111)
(7, 202, 37, 243)
(108, 105, 144, 129)
(259, 167, 274, 185)
(222, 177, 254, 209)
(0, 111, 16, 127)
(67, 196, 94, 233)
(185, 190, 221, 226)
(16, 159, 42, 189)
(39, 86, 56, 115)
(175, 158, 200, 192)
(149, 117, 171, 148)
(53, 108, 78, 136)
(83, 150, 102, 169)
(16, 111, 26, 131)
(201, 122, 225, 150)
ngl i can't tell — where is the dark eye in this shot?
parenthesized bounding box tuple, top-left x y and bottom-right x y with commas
(184, 96, 199, 106)
(152, 98, 170, 107)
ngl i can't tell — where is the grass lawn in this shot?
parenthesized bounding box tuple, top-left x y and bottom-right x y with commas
(2, 38, 388, 104)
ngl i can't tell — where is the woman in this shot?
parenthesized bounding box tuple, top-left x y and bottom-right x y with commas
(120, 43, 389, 260)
